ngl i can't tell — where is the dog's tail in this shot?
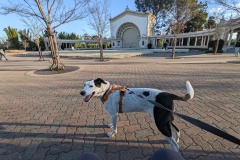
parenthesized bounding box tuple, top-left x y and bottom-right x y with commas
(171, 81, 194, 101)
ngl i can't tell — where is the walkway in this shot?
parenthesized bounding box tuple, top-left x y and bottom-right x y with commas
(0, 51, 239, 160)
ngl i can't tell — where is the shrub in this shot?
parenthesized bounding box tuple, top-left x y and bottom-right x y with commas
(147, 43, 152, 49)
(102, 44, 106, 49)
(205, 50, 223, 53)
(208, 39, 224, 51)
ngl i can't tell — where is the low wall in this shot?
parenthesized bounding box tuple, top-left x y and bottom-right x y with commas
(152, 49, 189, 53)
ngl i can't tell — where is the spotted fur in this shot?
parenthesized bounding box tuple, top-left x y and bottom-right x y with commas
(80, 78, 194, 152)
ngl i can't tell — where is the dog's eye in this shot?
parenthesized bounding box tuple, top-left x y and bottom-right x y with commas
(84, 84, 86, 87)
(89, 85, 93, 88)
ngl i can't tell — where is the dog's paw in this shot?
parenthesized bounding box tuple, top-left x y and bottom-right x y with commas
(173, 137, 180, 143)
(107, 131, 116, 137)
(176, 138, 180, 143)
(107, 123, 113, 128)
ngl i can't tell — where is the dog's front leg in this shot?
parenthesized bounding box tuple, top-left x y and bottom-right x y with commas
(107, 114, 117, 137)
(107, 123, 113, 128)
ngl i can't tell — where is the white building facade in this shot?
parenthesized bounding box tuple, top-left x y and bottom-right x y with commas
(110, 7, 156, 49)
(44, 7, 240, 50)
(109, 7, 240, 50)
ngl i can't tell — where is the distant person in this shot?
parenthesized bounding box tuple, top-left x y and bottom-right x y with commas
(235, 39, 240, 57)
(76, 148, 184, 160)
(163, 41, 168, 50)
(0, 48, 8, 61)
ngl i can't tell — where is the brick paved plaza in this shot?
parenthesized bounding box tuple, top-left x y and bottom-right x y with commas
(0, 52, 240, 160)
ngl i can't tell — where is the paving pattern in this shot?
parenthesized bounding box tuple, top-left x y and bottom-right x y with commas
(0, 52, 240, 160)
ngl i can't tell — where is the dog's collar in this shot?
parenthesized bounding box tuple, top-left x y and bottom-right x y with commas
(101, 84, 112, 103)
(101, 84, 127, 113)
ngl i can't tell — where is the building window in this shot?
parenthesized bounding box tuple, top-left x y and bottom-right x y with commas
(118, 41, 120, 46)
(113, 42, 115, 46)
(142, 41, 144, 46)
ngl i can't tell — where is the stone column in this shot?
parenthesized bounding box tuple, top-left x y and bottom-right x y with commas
(58, 43, 61, 50)
(44, 41, 48, 51)
(228, 29, 234, 47)
(207, 35, 210, 46)
(223, 31, 229, 47)
(194, 37, 197, 46)
(201, 36, 204, 46)
(204, 36, 207, 46)
(237, 32, 240, 41)
(187, 37, 190, 46)
(155, 38, 157, 49)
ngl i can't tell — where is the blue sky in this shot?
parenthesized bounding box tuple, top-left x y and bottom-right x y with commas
(0, 0, 136, 38)
(0, 0, 237, 39)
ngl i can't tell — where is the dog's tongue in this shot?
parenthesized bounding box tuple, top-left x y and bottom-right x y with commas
(84, 95, 91, 102)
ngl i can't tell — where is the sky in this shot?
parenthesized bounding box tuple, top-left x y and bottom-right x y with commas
(0, 0, 238, 39)
(0, 0, 136, 38)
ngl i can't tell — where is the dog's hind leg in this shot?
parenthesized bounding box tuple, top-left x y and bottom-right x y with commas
(165, 136, 179, 152)
(171, 123, 180, 143)
(154, 107, 179, 152)
(107, 113, 118, 137)
(154, 119, 179, 151)
(156, 122, 179, 152)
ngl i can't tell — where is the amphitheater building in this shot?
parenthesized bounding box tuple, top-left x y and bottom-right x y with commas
(44, 7, 240, 50)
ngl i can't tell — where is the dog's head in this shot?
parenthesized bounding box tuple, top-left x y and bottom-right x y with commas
(80, 78, 108, 102)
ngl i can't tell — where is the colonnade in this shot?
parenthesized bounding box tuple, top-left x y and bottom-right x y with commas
(147, 27, 240, 49)
(44, 39, 111, 51)
(44, 27, 240, 50)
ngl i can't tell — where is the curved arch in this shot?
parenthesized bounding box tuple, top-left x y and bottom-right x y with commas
(116, 22, 140, 39)
(116, 22, 140, 48)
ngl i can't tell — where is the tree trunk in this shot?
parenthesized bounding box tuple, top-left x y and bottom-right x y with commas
(172, 36, 177, 59)
(214, 39, 219, 55)
(47, 28, 64, 70)
(99, 35, 103, 61)
(38, 45, 44, 61)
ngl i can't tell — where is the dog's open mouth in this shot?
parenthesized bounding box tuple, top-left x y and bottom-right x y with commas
(84, 92, 95, 102)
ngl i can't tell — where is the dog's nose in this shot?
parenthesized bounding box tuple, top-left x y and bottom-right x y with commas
(80, 91, 85, 96)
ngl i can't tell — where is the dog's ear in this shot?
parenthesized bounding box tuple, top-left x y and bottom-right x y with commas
(94, 78, 107, 87)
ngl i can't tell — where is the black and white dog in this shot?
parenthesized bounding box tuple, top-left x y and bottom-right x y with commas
(80, 78, 194, 151)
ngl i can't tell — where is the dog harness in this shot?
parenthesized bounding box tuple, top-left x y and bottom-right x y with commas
(101, 84, 127, 113)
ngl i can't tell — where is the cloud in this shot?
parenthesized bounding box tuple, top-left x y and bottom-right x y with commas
(236, 3, 240, 8)
(209, 7, 223, 13)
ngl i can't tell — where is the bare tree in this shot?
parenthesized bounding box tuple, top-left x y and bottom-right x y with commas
(166, 0, 198, 58)
(0, 37, 11, 50)
(22, 40, 29, 51)
(214, 0, 240, 15)
(21, 17, 45, 60)
(210, 9, 233, 54)
(0, 0, 89, 70)
(87, 0, 110, 61)
(0, 37, 7, 43)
